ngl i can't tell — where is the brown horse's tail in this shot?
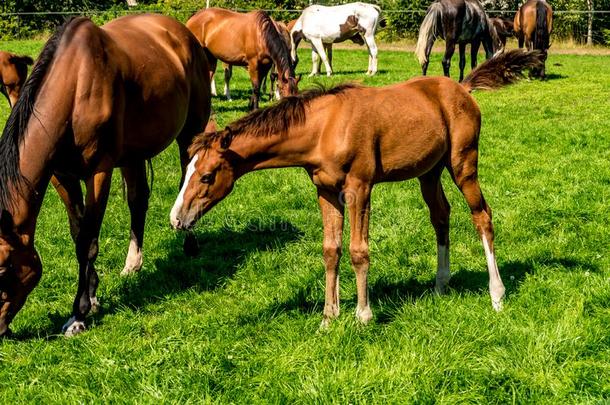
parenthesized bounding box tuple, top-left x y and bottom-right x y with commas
(534, 0, 550, 51)
(460, 49, 543, 92)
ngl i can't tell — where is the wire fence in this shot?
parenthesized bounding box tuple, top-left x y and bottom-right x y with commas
(1, 8, 609, 45)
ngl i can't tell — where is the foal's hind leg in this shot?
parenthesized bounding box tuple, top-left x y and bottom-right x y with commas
(449, 148, 505, 311)
(120, 162, 150, 276)
(418, 168, 451, 294)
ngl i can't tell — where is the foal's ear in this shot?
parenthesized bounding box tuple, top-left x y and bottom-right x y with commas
(219, 128, 234, 152)
(0, 210, 14, 236)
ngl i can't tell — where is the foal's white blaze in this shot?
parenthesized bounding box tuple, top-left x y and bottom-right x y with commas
(170, 155, 199, 228)
(435, 244, 450, 294)
(482, 236, 505, 311)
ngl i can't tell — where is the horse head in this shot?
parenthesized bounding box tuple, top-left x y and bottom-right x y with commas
(0, 210, 42, 337)
(277, 72, 301, 98)
(0, 53, 34, 108)
(170, 130, 238, 231)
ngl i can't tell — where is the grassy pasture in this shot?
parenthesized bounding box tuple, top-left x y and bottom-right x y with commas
(0, 39, 609, 403)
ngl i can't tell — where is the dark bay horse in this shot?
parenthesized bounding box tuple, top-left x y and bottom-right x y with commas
(0, 14, 211, 337)
(171, 50, 542, 327)
(514, 0, 552, 77)
(0, 51, 33, 108)
(186, 8, 299, 110)
(415, 0, 500, 81)
(489, 17, 515, 52)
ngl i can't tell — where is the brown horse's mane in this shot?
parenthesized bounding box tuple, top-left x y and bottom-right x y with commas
(0, 17, 82, 210)
(256, 11, 294, 78)
(189, 83, 360, 155)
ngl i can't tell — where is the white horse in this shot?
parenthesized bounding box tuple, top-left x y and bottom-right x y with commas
(290, 2, 383, 76)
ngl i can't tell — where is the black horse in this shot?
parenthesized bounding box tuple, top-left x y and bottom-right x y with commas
(415, 0, 500, 81)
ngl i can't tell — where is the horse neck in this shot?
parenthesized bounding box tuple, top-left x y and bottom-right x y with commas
(8, 93, 71, 236)
(230, 124, 320, 176)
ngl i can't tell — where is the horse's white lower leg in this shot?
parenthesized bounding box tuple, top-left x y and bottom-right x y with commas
(482, 236, 505, 311)
(310, 49, 320, 76)
(224, 82, 231, 101)
(310, 38, 332, 76)
(435, 244, 451, 294)
(121, 231, 143, 276)
(210, 76, 217, 97)
(364, 35, 378, 75)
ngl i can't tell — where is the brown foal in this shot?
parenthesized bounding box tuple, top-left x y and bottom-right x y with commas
(171, 50, 542, 326)
(0, 14, 211, 337)
(0, 51, 33, 108)
(187, 8, 299, 110)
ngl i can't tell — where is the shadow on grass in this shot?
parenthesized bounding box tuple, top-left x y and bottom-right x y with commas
(248, 254, 601, 325)
(13, 219, 304, 340)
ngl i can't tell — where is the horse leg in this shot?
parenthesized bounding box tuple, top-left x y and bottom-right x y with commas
(310, 37, 332, 76)
(247, 61, 262, 111)
(63, 168, 113, 336)
(51, 173, 102, 312)
(206, 52, 218, 97)
(311, 48, 321, 76)
(482, 35, 494, 59)
(325, 43, 333, 71)
(449, 148, 505, 311)
(418, 168, 451, 294)
(317, 188, 344, 329)
(363, 33, 378, 75)
(458, 42, 467, 82)
(442, 40, 456, 78)
(120, 162, 150, 276)
(344, 177, 373, 324)
(518, 34, 524, 49)
(224, 64, 232, 101)
(471, 38, 481, 70)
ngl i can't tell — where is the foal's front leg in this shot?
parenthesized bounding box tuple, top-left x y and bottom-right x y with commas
(344, 178, 372, 324)
(63, 168, 113, 336)
(318, 189, 344, 328)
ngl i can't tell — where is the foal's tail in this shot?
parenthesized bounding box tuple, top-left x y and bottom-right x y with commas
(461, 49, 543, 92)
(534, 0, 550, 51)
(415, 2, 442, 66)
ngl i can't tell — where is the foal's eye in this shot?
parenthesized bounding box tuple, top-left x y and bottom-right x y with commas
(200, 173, 215, 184)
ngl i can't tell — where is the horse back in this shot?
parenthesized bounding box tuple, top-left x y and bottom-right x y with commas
(312, 78, 480, 182)
(42, 15, 209, 168)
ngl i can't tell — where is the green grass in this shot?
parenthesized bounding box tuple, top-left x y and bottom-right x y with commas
(0, 39, 609, 403)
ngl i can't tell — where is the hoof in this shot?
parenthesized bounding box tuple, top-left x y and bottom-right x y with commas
(355, 306, 373, 324)
(319, 317, 332, 330)
(183, 232, 199, 257)
(121, 261, 142, 276)
(492, 298, 503, 312)
(62, 317, 86, 337)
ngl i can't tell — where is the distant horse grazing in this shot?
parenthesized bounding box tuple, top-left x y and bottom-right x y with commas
(489, 17, 515, 52)
(415, 0, 500, 81)
(187, 8, 299, 110)
(290, 2, 383, 76)
(171, 50, 542, 327)
(0, 14, 211, 337)
(514, 0, 552, 77)
(0, 51, 33, 108)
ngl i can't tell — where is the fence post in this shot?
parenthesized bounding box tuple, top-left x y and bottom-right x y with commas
(587, 0, 594, 45)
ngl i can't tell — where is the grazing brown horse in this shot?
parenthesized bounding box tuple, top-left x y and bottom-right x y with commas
(186, 8, 299, 110)
(0, 51, 33, 108)
(514, 0, 552, 77)
(171, 50, 542, 326)
(0, 14, 211, 337)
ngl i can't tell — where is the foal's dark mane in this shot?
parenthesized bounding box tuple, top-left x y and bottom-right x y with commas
(0, 18, 78, 210)
(256, 11, 295, 78)
(190, 83, 359, 153)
